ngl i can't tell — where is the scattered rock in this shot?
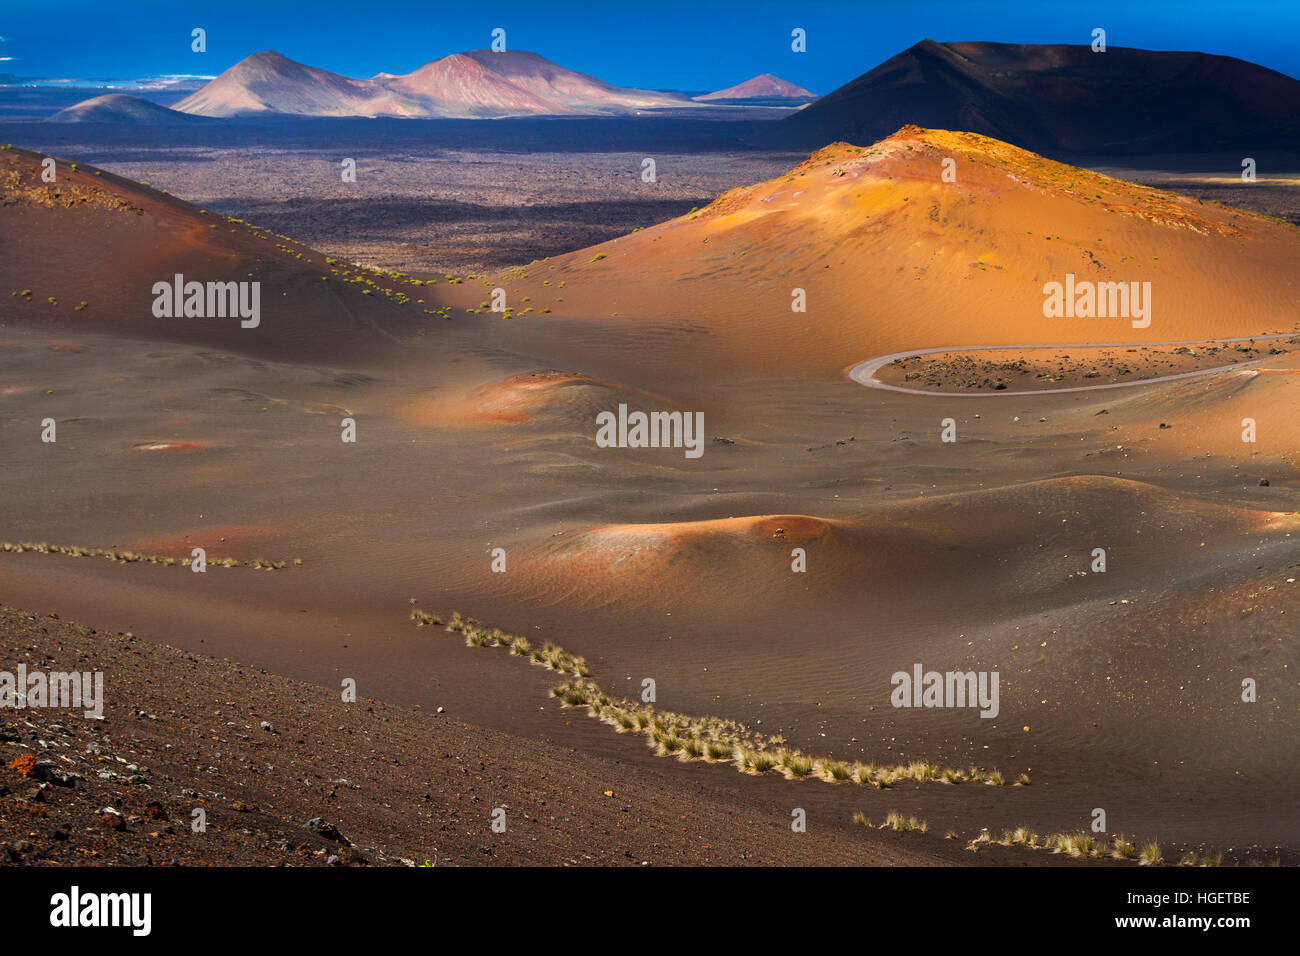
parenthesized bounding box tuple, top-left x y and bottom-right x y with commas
(32, 759, 79, 787)
(305, 817, 350, 845)
(99, 807, 126, 830)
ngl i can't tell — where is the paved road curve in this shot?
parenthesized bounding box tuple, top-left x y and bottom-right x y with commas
(847, 334, 1295, 397)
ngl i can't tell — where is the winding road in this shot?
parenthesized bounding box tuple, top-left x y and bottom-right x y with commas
(847, 334, 1295, 397)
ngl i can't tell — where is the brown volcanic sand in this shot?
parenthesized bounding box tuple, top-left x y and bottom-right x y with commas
(2, 131, 1299, 865)
(877, 341, 1291, 393)
(1, 606, 979, 866)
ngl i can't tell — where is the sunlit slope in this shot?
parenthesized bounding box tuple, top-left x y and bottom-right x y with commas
(505, 127, 1300, 375)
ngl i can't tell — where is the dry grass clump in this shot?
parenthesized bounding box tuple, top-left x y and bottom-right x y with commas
(818, 759, 853, 783)
(961, 827, 1208, 867)
(1048, 832, 1104, 858)
(421, 614, 1216, 864)
(704, 739, 734, 762)
(735, 746, 778, 775)
(681, 736, 705, 760)
(847, 761, 1012, 789)
(905, 761, 938, 782)
(852, 763, 879, 787)
(881, 811, 927, 833)
(998, 827, 1040, 847)
(779, 751, 815, 780)
(653, 729, 686, 756)
(437, 611, 588, 676)
(1, 540, 291, 569)
(412, 607, 1028, 798)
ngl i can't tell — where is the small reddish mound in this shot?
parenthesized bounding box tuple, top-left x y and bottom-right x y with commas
(128, 523, 282, 558)
(520, 514, 892, 609)
(516, 476, 1298, 611)
(400, 370, 667, 428)
(471, 370, 591, 424)
(566, 513, 838, 556)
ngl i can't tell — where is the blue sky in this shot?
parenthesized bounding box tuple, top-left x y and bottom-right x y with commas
(3, 0, 1299, 92)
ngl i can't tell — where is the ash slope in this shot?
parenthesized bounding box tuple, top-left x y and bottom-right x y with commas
(0, 605, 968, 866)
(495, 126, 1300, 376)
(0, 144, 436, 363)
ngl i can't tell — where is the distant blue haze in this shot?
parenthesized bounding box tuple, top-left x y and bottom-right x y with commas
(2, 0, 1298, 94)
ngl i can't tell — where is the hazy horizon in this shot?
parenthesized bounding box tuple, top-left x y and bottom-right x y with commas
(3, 0, 1300, 96)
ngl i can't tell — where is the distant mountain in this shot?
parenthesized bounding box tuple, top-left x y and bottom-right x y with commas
(694, 73, 815, 102)
(387, 50, 693, 114)
(755, 39, 1300, 153)
(172, 51, 424, 118)
(374, 53, 558, 116)
(46, 93, 204, 124)
(173, 49, 692, 118)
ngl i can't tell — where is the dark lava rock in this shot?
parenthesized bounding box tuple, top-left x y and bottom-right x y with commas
(305, 816, 351, 845)
(32, 760, 79, 787)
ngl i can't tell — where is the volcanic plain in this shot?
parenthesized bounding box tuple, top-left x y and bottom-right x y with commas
(2, 125, 1298, 866)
